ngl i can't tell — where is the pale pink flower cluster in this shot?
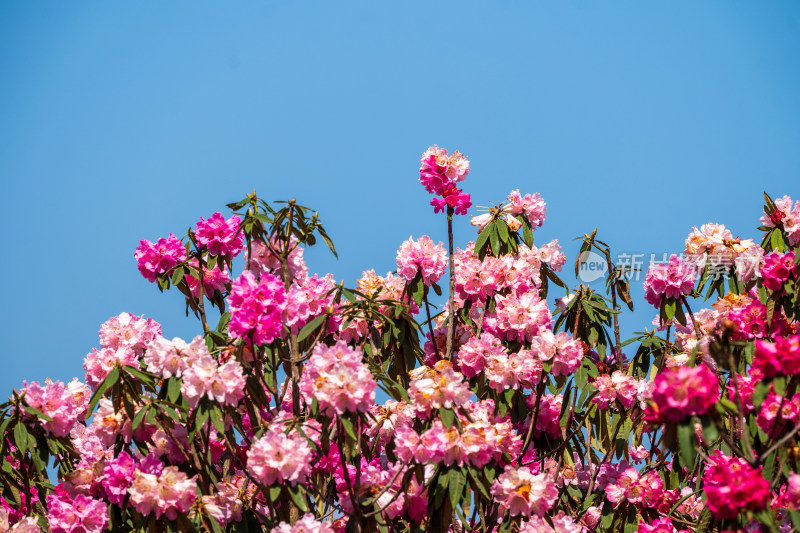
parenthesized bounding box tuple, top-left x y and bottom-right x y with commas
(229, 270, 287, 345)
(507, 190, 547, 229)
(396, 236, 448, 286)
(529, 331, 584, 377)
(89, 398, 133, 447)
(395, 400, 521, 467)
(761, 194, 800, 246)
(0, 513, 39, 533)
(684, 223, 764, 283)
(643, 255, 696, 307)
(22, 379, 86, 437)
(283, 273, 336, 334)
(246, 237, 309, 280)
(83, 346, 138, 389)
(490, 466, 558, 517)
(46, 487, 108, 533)
(367, 399, 416, 446)
(605, 468, 664, 507)
(128, 456, 197, 520)
(487, 290, 552, 343)
(520, 512, 583, 533)
(538, 240, 566, 271)
(99, 312, 162, 353)
(703, 449, 770, 519)
(453, 244, 540, 303)
(135, 233, 186, 282)
(144, 334, 208, 378)
(195, 212, 244, 258)
(199, 479, 244, 526)
(271, 514, 336, 533)
(456, 333, 507, 378)
(485, 348, 544, 392)
(298, 341, 376, 416)
(648, 364, 718, 423)
(407, 361, 473, 416)
(181, 352, 246, 409)
(592, 371, 639, 410)
(246, 426, 314, 486)
(185, 259, 230, 299)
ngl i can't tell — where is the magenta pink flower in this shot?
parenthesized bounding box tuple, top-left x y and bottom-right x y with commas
(649, 364, 718, 423)
(643, 255, 696, 307)
(756, 388, 800, 438)
(761, 195, 800, 246)
(271, 514, 337, 533)
(396, 235, 448, 286)
(298, 341, 376, 416)
(456, 333, 505, 378)
(195, 212, 244, 258)
(703, 449, 769, 519)
(419, 145, 469, 196)
(100, 452, 135, 505)
(490, 466, 558, 517)
(430, 185, 472, 215)
(135, 233, 186, 282)
(228, 270, 287, 345)
(752, 335, 800, 378)
(185, 259, 230, 299)
(760, 251, 797, 292)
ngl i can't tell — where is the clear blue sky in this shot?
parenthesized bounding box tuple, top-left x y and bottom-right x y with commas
(1, 2, 799, 396)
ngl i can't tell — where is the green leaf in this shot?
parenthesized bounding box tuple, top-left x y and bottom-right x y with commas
(21, 405, 53, 423)
(474, 223, 492, 256)
(87, 367, 120, 414)
(448, 468, 465, 508)
(409, 274, 425, 307)
(13, 422, 28, 454)
(663, 299, 677, 321)
(288, 485, 308, 512)
(440, 407, 455, 429)
(132, 405, 149, 431)
(678, 422, 695, 468)
(210, 406, 226, 435)
(700, 415, 719, 444)
(522, 219, 533, 247)
(168, 378, 182, 403)
(340, 417, 357, 441)
(317, 226, 338, 258)
(489, 223, 500, 255)
(496, 217, 509, 243)
(170, 266, 185, 286)
(297, 314, 326, 342)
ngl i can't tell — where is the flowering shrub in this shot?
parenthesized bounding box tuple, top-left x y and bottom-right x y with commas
(2, 150, 800, 532)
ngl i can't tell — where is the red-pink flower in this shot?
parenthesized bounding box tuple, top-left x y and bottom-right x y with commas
(195, 212, 244, 258)
(752, 335, 800, 378)
(46, 487, 108, 533)
(703, 450, 769, 519)
(228, 270, 287, 345)
(649, 364, 718, 423)
(419, 145, 469, 196)
(760, 251, 797, 292)
(134, 233, 186, 282)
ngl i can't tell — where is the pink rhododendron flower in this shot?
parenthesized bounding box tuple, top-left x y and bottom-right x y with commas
(760, 251, 797, 292)
(761, 195, 800, 246)
(271, 514, 337, 533)
(643, 255, 696, 308)
(128, 458, 197, 520)
(100, 451, 135, 505)
(98, 312, 161, 354)
(648, 364, 718, 423)
(488, 290, 552, 343)
(756, 388, 800, 439)
(430, 184, 472, 215)
(396, 235, 448, 286)
(246, 237, 308, 280)
(507, 190, 546, 229)
(637, 518, 681, 533)
(592, 370, 638, 410)
(526, 394, 563, 438)
(144, 334, 207, 378)
(135, 233, 186, 282)
(198, 480, 243, 525)
(298, 341, 376, 416)
(46, 487, 108, 533)
(22, 379, 82, 437)
(684, 223, 763, 283)
(455, 333, 505, 378)
(181, 353, 246, 409)
(703, 450, 770, 519)
(491, 466, 558, 517)
(185, 259, 230, 299)
(408, 361, 473, 416)
(228, 270, 287, 345)
(246, 427, 314, 486)
(195, 212, 244, 258)
(752, 335, 800, 378)
(419, 145, 470, 196)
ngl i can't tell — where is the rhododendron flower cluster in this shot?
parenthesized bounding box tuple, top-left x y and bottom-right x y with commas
(194, 212, 244, 258)
(395, 235, 447, 286)
(228, 270, 287, 345)
(134, 233, 187, 282)
(703, 450, 770, 519)
(246, 427, 315, 486)
(298, 341, 376, 416)
(647, 364, 718, 423)
(490, 466, 558, 517)
(643, 254, 696, 307)
(5, 152, 800, 532)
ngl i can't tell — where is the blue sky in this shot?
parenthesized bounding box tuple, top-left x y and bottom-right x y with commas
(1, 2, 799, 395)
